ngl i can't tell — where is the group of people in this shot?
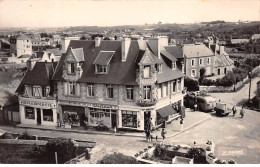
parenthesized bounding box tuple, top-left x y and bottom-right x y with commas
(144, 117, 184, 143)
(232, 106, 245, 118)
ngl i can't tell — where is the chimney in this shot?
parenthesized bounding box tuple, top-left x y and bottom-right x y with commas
(148, 37, 161, 59)
(220, 46, 224, 55)
(121, 38, 131, 62)
(95, 37, 101, 47)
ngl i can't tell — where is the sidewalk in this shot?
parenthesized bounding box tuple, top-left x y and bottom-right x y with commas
(16, 110, 211, 139)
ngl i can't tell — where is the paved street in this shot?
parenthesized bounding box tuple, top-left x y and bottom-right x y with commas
(166, 108, 260, 164)
(211, 76, 260, 106)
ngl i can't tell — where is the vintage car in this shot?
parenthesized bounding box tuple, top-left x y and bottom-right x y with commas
(214, 102, 233, 117)
(184, 91, 217, 112)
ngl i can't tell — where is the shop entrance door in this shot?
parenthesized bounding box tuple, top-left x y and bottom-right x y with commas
(111, 114, 117, 128)
(36, 108, 41, 125)
(144, 111, 151, 131)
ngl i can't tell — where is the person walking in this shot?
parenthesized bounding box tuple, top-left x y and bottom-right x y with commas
(180, 119, 184, 131)
(240, 107, 245, 118)
(232, 106, 237, 117)
(161, 129, 167, 142)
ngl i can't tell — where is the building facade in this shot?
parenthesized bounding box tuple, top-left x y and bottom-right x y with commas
(16, 35, 33, 58)
(183, 44, 215, 78)
(53, 37, 185, 131)
(16, 62, 58, 127)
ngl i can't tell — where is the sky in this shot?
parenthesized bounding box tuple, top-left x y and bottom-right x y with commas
(0, 0, 259, 28)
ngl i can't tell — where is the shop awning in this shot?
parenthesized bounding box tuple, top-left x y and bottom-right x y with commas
(157, 104, 178, 118)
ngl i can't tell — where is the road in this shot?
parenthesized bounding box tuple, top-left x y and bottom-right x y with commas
(210, 76, 260, 106)
(166, 108, 260, 164)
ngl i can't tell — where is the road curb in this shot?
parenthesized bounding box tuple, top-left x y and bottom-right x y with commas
(15, 115, 212, 139)
(167, 115, 212, 138)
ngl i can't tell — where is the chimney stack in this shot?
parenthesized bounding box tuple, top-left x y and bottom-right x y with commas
(95, 37, 101, 47)
(148, 37, 161, 59)
(121, 38, 131, 62)
(220, 46, 224, 55)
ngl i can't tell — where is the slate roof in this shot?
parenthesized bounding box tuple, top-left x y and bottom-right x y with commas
(183, 44, 214, 58)
(157, 58, 185, 83)
(164, 46, 183, 59)
(16, 62, 57, 93)
(53, 40, 185, 85)
(17, 35, 31, 40)
(214, 54, 234, 67)
(93, 51, 115, 65)
(160, 50, 177, 61)
(18, 54, 32, 59)
(72, 48, 84, 62)
(46, 49, 62, 56)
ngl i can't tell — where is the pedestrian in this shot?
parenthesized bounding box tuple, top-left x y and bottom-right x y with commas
(114, 126, 117, 135)
(156, 135, 158, 142)
(180, 119, 184, 131)
(147, 130, 151, 142)
(193, 141, 197, 148)
(240, 107, 245, 118)
(194, 104, 198, 111)
(161, 129, 167, 141)
(232, 106, 237, 117)
(145, 130, 149, 142)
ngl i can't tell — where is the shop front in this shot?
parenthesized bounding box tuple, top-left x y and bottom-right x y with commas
(58, 100, 119, 129)
(19, 97, 57, 126)
(156, 103, 181, 127)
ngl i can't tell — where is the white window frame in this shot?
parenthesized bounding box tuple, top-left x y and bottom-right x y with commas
(191, 69, 196, 77)
(69, 82, 76, 95)
(96, 64, 107, 74)
(199, 58, 203, 66)
(143, 65, 150, 78)
(107, 85, 114, 99)
(191, 59, 195, 67)
(207, 57, 210, 65)
(143, 85, 151, 100)
(126, 86, 134, 100)
(87, 83, 94, 97)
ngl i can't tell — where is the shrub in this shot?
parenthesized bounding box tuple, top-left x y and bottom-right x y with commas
(19, 131, 35, 140)
(97, 152, 140, 164)
(184, 77, 199, 91)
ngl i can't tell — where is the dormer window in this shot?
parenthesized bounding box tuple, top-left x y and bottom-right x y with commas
(143, 65, 150, 78)
(93, 51, 115, 74)
(97, 65, 107, 74)
(172, 61, 176, 70)
(155, 64, 162, 72)
(68, 63, 75, 74)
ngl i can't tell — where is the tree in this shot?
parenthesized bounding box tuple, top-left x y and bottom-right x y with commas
(184, 77, 199, 91)
(91, 34, 103, 40)
(103, 37, 110, 40)
(97, 152, 140, 164)
(80, 36, 87, 40)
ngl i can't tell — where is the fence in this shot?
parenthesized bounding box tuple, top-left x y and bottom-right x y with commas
(199, 65, 260, 93)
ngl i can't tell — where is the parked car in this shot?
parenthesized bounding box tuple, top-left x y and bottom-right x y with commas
(184, 91, 217, 112)
(214, 102, 233, 117)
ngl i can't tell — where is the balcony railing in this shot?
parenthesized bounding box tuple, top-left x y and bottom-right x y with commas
(136, 98, 157, 107)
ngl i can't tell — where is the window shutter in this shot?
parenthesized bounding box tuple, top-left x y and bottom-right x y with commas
(76, 83, 80, 96)
(64, 82, 68, 95)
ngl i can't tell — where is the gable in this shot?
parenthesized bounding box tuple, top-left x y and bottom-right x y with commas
(65, 49, 78, 62)
(139, 49, 156, 65)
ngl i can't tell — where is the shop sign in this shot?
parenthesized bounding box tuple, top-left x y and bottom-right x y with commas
(20, 100, 55, 108)
(58, 100, 119, 109)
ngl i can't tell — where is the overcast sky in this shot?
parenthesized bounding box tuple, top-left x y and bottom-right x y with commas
(0, 0, 259, 28)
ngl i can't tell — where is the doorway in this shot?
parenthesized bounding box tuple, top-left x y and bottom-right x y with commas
(36, 108, 41, 124)
(144, 111, 151, 131)
(111, 114, 117, 128)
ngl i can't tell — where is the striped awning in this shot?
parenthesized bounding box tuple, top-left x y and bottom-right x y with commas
(157, 104, 178, 118)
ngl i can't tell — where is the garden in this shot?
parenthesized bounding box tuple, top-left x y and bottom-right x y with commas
(0, 131, 91, 164)
(134, 140, 236, 164)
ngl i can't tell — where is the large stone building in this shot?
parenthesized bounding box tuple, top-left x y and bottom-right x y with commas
(16, 37, 186, 131)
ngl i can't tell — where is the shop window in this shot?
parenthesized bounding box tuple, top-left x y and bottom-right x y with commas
(43, 109, 53, 122)
(143, 85, 151, 100)
(69, 82, 76, 95)
(122, 110, 137, 128)
(126, 86, 134, 100)
(172, 80, 176, 92)
(143, 65, 150, 78)
(107, 85, 113, 98)
(25, 107, 35, 119)
(87, 83, 95, 97)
